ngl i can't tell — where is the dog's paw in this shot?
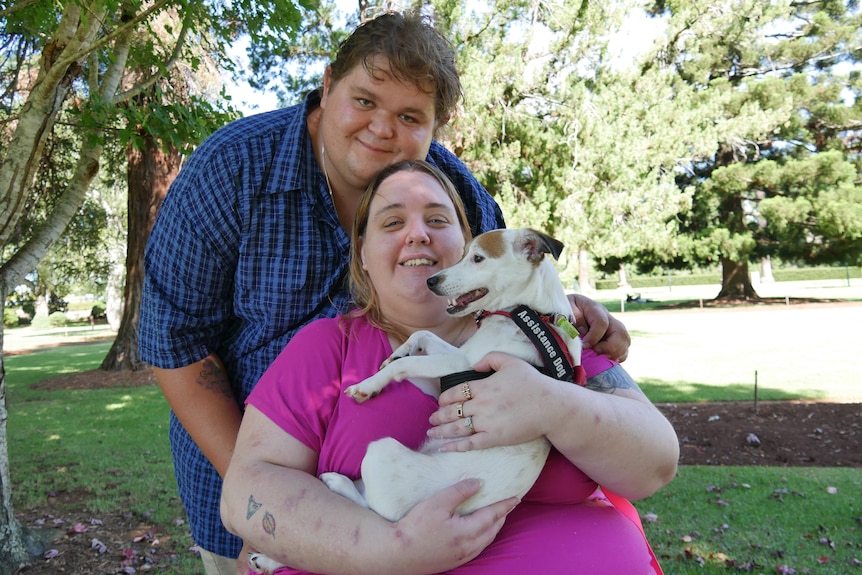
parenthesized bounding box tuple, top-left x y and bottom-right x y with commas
(248, 551, 282, 575)
(379, 354, 404, 369)
(344, 384, 372, 402)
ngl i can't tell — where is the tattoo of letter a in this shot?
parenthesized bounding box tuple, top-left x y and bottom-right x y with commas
(247, 495, 262, 520)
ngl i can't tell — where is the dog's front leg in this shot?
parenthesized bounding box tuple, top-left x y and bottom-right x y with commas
(320, 472, 368, 508)
(346, 353, 471, 402)
(381, 330, 459, 368)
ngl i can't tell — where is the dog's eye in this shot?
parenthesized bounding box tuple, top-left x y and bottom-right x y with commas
(472, 254, 484, 263)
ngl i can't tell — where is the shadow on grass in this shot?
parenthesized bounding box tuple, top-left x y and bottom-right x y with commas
(638, 378, 827, 404)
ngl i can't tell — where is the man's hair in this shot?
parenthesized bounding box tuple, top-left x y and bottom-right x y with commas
(331, 11, 462, 122)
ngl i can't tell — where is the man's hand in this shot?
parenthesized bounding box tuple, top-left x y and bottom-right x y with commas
(568, 294, 631, 362)
(235, 541, 254, 575)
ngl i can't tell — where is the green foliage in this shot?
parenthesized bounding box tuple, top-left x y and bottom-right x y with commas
(3, 307, 18, 327)
(653, 1, 862, 293)
(47, 311, 68, 327)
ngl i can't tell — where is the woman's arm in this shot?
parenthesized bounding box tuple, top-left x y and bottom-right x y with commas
(428, 354, 679, 501)
(221, 406, 517, 575)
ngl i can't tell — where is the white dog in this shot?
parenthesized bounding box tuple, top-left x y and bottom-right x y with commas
(249, 228, 583, 574)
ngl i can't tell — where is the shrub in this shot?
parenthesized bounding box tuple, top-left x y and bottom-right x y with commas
(48, 311, 69, 327)
(3, 308, 18, 328)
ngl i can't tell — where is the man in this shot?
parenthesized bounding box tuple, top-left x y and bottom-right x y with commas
(139, 11, 629, 573)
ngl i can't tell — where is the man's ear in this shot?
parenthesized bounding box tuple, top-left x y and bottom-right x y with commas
(321, 66, 333, 107)
(435, 113, 451, 130)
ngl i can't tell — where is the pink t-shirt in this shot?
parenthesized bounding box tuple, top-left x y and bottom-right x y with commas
(248, 314, 658, 575)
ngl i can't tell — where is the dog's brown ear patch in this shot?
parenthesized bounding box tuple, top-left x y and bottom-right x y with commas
(475, 230, 506, 259)
(520, 228, 564, 263)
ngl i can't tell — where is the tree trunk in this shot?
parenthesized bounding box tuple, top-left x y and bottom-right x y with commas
(0, 283, 29, 574)
(760, 255, 775, 283)
(618, 262, 630, 288)
(716, 257, 759, 300)
(577, 247, 593, 294)
(100, 132, 179, 371)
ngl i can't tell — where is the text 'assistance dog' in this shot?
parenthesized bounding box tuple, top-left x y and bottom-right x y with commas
(249, 228, 586, 574)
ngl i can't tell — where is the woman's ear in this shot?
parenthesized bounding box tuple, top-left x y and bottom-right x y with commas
(360, 239, 368, 270)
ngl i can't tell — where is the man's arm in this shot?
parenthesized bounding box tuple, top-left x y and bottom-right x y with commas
(153, 354, 242, 478)
(568, 294, 631, 362)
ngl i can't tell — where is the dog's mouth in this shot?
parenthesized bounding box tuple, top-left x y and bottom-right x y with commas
(446, 288, 488, 315)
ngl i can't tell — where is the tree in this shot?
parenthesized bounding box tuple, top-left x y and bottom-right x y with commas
(0, 2, 310, 570)
(647, 0, 862, 299)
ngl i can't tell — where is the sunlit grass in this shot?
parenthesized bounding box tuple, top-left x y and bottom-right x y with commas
(4, 301, 861, 574)
(640, 466, 862, 574)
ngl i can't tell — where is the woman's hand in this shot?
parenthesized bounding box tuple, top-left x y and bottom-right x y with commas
(428, 354, 551, 452)
(391, 479, 518, 572)
(568, 294, 630, 362)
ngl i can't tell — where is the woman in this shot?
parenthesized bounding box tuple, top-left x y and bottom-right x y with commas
(221, 160, 679, 574)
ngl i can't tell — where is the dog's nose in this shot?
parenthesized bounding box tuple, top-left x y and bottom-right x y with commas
(426, 275, 440, 289)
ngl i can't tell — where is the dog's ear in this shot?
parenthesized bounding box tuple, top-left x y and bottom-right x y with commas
(519, 228, 565, 262)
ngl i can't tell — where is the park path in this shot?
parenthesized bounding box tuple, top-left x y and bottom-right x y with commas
(618, 301, 862, 402)
(2, 325, 115, 355)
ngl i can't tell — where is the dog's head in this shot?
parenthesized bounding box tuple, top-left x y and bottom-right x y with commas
(426, 227, 566, 316)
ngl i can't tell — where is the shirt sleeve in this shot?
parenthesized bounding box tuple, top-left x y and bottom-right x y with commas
(246, 318, 346, 453)
(580, 347, 618, 379)
(138, 132, 244, 368)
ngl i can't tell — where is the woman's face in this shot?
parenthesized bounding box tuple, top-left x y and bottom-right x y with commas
(360, 170, 466, 318)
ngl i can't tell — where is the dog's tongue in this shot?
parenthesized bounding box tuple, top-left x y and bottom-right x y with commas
(447, 288, 488, 314)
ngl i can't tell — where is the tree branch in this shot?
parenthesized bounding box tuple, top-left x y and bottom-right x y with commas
(114, 12, 193, 104)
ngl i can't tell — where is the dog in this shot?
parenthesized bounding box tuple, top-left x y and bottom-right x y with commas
(249, 228, 583, 574)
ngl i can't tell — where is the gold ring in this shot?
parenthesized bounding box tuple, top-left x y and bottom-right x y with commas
(461, 382, 473, 400)
(456, 402, 465, 418)
(463, 416, 476, 435)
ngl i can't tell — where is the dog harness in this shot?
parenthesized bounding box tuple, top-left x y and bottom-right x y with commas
(440, 305, 586, 392)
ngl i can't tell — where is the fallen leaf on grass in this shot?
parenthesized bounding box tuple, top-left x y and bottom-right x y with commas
(642, 513, 659, 523)
(91, 538, 108, 554)
(68, 523, 88, 534)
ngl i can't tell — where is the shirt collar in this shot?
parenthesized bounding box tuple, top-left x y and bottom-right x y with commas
(263, 90, 324, 198)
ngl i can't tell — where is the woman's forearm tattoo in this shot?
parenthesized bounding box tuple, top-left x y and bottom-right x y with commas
(247, 494, 262, 519)
(247, 494, 277, 538)
(585, 364, 643, 395)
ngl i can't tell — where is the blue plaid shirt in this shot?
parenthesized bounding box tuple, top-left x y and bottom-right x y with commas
(138, 91, 505, 557)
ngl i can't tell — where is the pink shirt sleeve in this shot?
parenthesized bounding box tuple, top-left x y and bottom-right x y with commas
(247, 317, 352, 453)
(580, 346, 618, 379)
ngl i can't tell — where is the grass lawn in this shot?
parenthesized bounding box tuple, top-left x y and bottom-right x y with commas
(3, 301, 861, 573)
(4, 341, 201, 572)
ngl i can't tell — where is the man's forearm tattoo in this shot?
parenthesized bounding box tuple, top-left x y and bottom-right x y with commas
(197, 357, 233, 398)
(585, 364, 642, 395)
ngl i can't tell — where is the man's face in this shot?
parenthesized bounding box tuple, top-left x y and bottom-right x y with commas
(318, 57, 440, 197)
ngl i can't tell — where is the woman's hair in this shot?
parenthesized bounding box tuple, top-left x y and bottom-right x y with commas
(330, 11, 462, 123)
(348, 160, 472, 341)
